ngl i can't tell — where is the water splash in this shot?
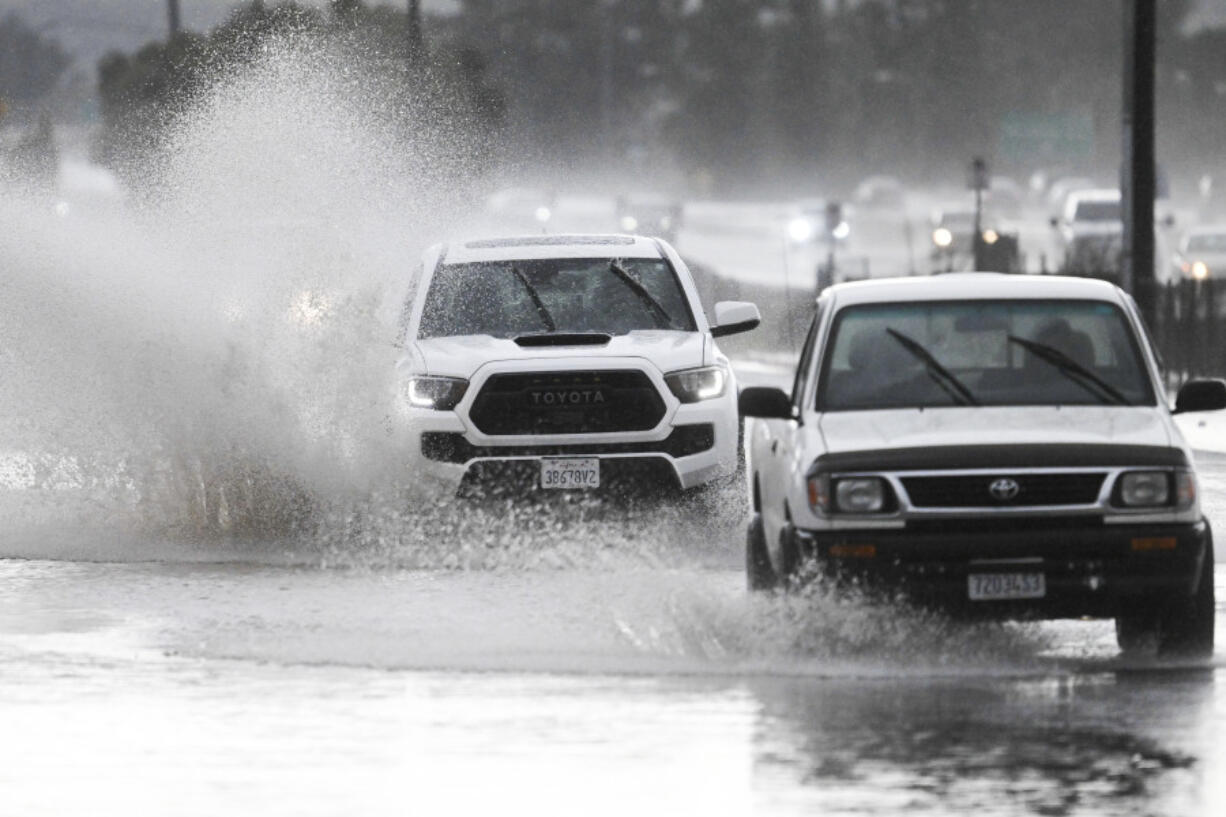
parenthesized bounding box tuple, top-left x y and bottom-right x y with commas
(0, 36, 481, 554)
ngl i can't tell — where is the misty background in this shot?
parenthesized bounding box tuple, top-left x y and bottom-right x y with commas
(3, 0, 1226, 200)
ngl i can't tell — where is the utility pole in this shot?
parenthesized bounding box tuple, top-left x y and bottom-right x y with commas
(167, 0, 182, 36)
(407, 0, 424, 65)
(1121, 0, 1157, 327)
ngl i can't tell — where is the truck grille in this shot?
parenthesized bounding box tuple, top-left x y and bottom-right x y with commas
(468, 370, 666, 435)
(422, 425, 713, 464)
(901, 473, 1106, 508)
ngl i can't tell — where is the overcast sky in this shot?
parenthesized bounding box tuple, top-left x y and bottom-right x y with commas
(3, 0, 1224, 76)
(0, 1, 457, 72)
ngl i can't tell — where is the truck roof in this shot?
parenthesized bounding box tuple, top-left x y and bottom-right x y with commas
(824, 273, 1126, 307)
(441, 234, 664, 264)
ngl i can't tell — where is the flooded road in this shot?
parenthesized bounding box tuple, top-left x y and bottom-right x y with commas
(3, 454, 1225, 816)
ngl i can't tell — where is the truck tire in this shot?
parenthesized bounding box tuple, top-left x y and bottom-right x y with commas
(746, 514, 777, 592)
(1157, 535, 1215, 658)
(1116, 532, 1215, 658)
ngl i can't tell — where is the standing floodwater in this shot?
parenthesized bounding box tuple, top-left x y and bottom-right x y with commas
(4, 34, 1226, 817)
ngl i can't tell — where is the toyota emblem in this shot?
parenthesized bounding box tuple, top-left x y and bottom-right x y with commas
(988, 477, 1021, 501)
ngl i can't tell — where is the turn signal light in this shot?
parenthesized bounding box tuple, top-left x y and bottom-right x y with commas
(1131, 537, 1177, 552)
(829, 544, 877, 558)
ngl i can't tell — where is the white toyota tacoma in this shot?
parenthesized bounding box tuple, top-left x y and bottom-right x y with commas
(393, 234, 760, 500)
(741, 273, 1226, 656)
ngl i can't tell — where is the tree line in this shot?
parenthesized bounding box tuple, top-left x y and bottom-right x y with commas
(6, 0, 1226, 197)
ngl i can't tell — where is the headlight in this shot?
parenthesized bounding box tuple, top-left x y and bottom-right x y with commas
(982, 228, 999, 245)
(404, 376, 468, 410)
(807, 474, 892, 515)
(620, 215, 639, 232)
(932, 227, 953, 248)
(1192, 260, 1209, 280)
(835, 477, 887, 513)
(665, 365, 727, 403)
(1116, 471, 1171, 507)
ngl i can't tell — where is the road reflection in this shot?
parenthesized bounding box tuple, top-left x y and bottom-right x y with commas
(747, 669, 1217, 814)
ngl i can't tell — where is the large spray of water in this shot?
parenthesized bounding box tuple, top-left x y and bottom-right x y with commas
(0, 37, 473, 554)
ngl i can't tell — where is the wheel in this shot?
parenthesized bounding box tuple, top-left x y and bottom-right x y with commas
(746, 513, 778, 591)
(683, 421, 749, 527)
(1157, 537, 1215, 658)
(1116, 532, 1216, 658)
(1115, 604, 1159, 654)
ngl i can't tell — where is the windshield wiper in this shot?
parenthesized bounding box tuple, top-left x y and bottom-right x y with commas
(510, 266, 557, 332)
(608, 260, 672, 329)
(885, 328, 980, 406)
(1006, 335, 1131, 406)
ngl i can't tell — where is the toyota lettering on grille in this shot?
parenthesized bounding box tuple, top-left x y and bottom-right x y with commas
(528, 388, 609, 407)
(988, 477, 1021, 501)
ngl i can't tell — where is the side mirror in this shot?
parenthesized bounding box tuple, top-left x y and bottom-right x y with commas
(739, 386, 794, 419)
(711, 301, 761, 338)
(1174, 378, 1226, 414)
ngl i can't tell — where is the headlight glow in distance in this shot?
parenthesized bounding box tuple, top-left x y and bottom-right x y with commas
(933, 227, 953, 248)
(788, 216, 816, 243)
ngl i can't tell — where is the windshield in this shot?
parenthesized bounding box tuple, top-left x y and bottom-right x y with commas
(1073, 200, 1121, 222)
(1187, 233, 1226, 253)
(817, 300, 1155, 411)
(417, 257, 696, 339)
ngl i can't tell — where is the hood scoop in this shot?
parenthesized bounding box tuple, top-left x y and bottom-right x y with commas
(513, 333, 613, 347)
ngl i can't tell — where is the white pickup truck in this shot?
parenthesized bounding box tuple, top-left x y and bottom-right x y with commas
(393, 234, 760, 500)
(740, 273, 1226, 656)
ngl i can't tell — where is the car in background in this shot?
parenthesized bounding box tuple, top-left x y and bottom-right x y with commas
(739, 273, 1226, 656)
(784, 198, 851, 246)
(1052, 188, 1122, 276)
(614, 194, 683, 242)
(484, 187, 557, 232)
(393, 234, 760, 501)
(928, 208, 978, 270)
(1045, 175, 1097, 217)
(1172, 225, 1226, 282)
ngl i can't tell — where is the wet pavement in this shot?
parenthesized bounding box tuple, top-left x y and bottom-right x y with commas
(2, 455, 1225, 816)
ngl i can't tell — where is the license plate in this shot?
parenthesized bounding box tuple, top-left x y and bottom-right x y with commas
(540, 458, 600, 489)
(968, 572, 1046, 601)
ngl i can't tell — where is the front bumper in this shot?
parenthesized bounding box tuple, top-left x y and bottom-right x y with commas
(398, 401, 738, 496)
(790, 519, 1211, 618)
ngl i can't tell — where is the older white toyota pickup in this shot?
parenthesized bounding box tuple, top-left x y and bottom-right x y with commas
(740, 273, 1226, 656)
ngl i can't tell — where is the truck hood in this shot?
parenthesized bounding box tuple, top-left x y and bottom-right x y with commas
(818, 406, 1173, 455)
(408, 331, 709, 378)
